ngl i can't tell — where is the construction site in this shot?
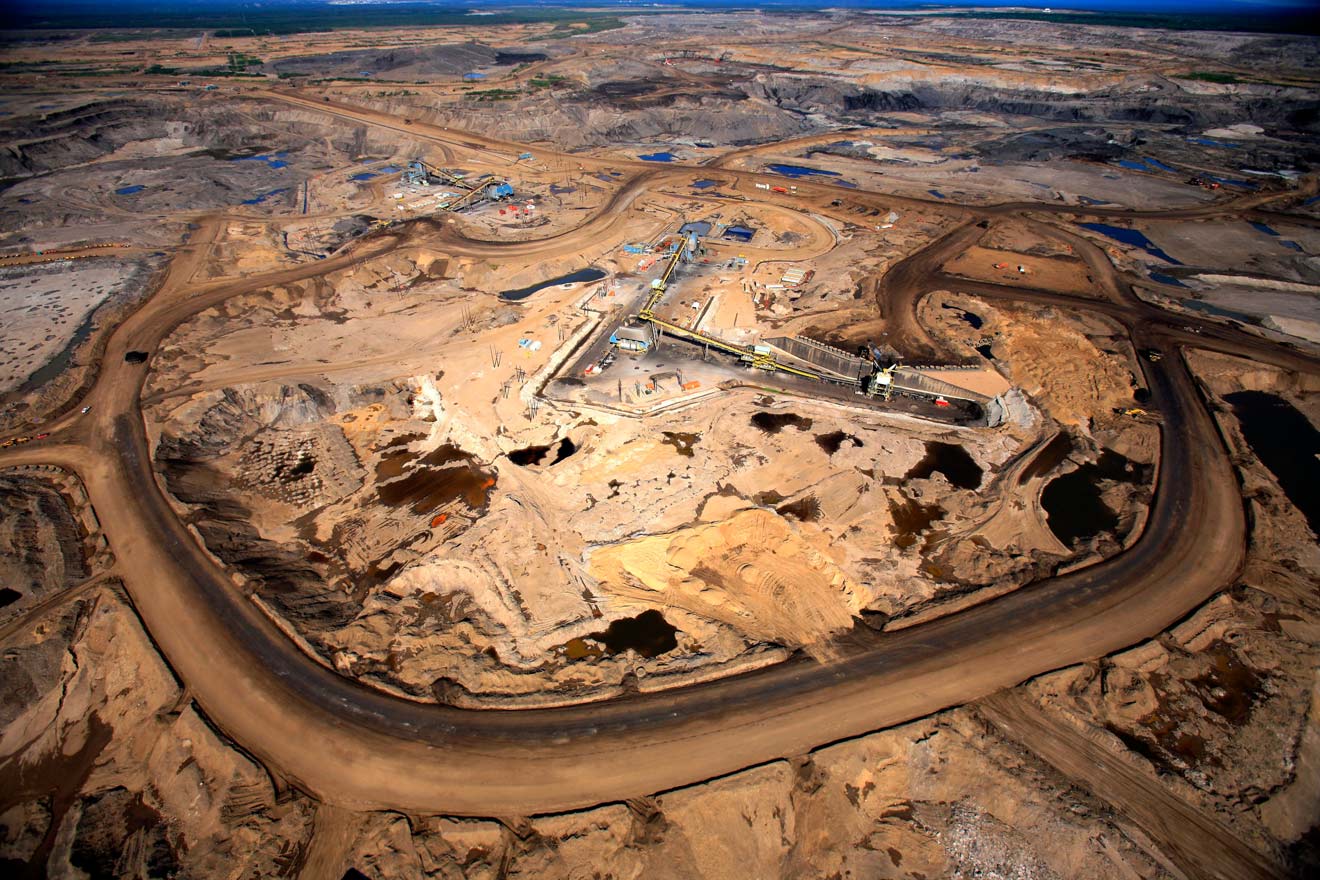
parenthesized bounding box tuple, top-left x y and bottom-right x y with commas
(1, 6, 1319, 880)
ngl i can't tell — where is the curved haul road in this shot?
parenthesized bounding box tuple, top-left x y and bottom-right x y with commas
(5, 101, 1317, 834)
(54, 228, 1252, 818)
(92, 351, 1240, 819)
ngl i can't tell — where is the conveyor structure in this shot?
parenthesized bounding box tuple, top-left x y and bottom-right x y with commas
(405, 159, 514, 211)
(623, 222, 992, 405)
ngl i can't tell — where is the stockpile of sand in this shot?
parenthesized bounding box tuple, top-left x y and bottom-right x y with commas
(590, 508, 860, 647)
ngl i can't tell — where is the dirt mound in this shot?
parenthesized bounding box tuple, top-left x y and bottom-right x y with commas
(590, 508, 860, 647)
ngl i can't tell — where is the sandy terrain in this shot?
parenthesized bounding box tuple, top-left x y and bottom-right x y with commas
(1, 9, 1318, 880)
(0, 259, 156, 394)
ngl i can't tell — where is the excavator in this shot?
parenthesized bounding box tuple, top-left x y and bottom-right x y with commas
(857, 341, 907, 399)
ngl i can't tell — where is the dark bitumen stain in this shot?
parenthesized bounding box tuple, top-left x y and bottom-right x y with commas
(375, 444, 495, 514)
(889, 496, 945, 549)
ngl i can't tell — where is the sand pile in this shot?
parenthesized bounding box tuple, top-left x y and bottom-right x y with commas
(590, 508, 860, 647)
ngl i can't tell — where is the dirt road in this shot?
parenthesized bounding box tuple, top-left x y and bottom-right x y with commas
(979, 692, 1279, 880)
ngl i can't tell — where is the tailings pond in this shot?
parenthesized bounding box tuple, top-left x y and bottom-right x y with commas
(500, 267, 606, 301)
(1224, 391, 1320, 536)
(1079, 223, 1182, 265)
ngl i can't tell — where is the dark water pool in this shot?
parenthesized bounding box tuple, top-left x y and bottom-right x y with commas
(231, 152, 289, 169)
(508, 437, 577, 466)
(115, 184, 145, 195)
(1041, 450, 1147, 546)
(242, 187, 290, 206)
(942, 303, 983, 329)
(593, 610, 678, 657)
(640, 152, 676, 162)
(766, 163, 840, 179)
(1148, 271, 1187, 287)
(661, 431, 700, 457)
(750, 412, 813, 434)
(1209, 176, 1257, 190)
(500, 267, 606, 301)
(905, 441, 982, 490)
(19, 308, 97, 393)
(1183, 299, 1256, 323)
(889, 496, 945, 549)
(1019, 433, 1074, 484)
(1079, 223, 1182, 265)
(815, 430, 863, 456)
(1224, 391, 1320, 536)
(1187, 137, 1238, 149)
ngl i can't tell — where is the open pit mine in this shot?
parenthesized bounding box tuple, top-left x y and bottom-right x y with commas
(1, 4, 1319, 878)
